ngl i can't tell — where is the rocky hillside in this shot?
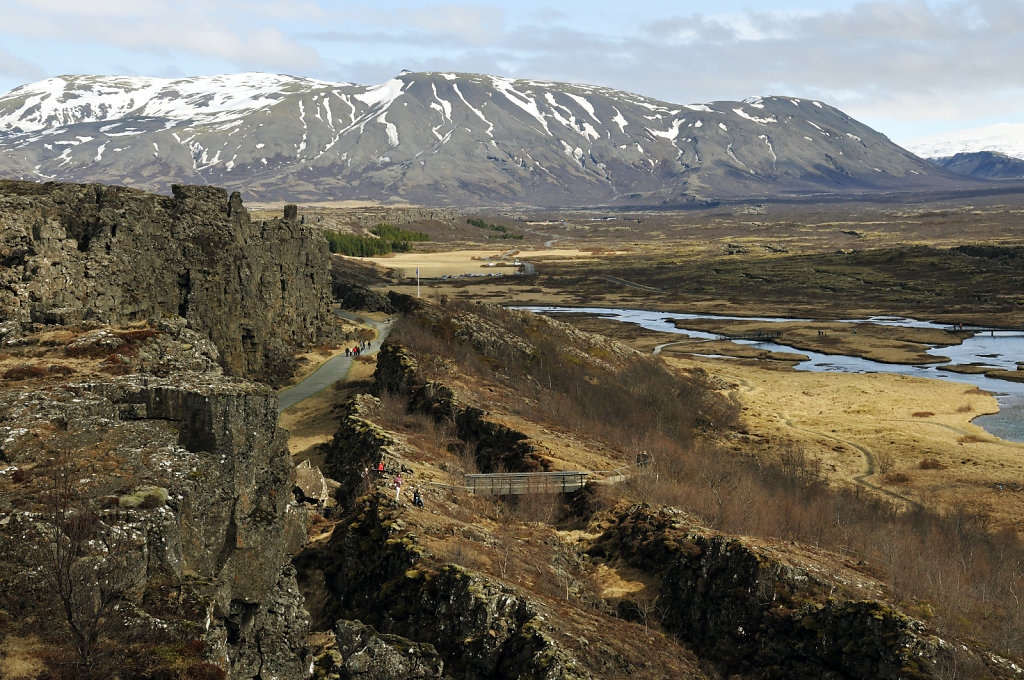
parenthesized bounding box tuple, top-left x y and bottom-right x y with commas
(0, 180, 343, 678)
(0, 180, 336, 382)
(0, 72, 975, 206)
(290, 294, 1023, 679)
(0, 374, 311, 678)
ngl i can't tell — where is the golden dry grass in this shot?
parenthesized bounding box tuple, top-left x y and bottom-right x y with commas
(0, 635, 50, 680)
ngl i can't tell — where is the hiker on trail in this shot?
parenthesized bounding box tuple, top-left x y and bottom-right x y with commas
(413, 488, 424, 507)
(377, 461, 385, 475)
(394, 474, 403, 501)
(345, 348, 350, 357)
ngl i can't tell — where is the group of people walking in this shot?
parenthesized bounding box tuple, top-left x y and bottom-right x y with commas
(391, 473, 424, 507)
(361, 462, 424, 507)
(345, 340, 371, 357)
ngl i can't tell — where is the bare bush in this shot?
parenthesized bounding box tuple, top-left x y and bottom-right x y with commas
(919, 457, 947, 470)
(875, 449, 894, 474)
(34, 448, 142, 677)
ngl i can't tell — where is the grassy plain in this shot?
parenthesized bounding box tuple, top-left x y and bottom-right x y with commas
(311, 188, 1024, 535)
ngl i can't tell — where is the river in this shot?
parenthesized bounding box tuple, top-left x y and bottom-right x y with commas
(516, 306, 1024, 443)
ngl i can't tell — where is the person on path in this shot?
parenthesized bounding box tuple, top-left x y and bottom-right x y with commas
(394, 474, 403, 501)
(377, 461, 385, 475)
(413, 488, 424, 508)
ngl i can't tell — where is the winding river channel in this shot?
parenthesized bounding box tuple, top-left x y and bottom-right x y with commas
(517, 306, 1024, 443)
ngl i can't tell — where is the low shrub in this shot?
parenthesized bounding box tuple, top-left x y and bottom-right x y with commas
(911, 411, 934, 417)
(919, 458, 947, 470)
(2, 363, 48, 379)
(883, 471, 912, 484)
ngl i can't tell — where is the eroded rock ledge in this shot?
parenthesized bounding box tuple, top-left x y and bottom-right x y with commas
(371, 342, 545, 472)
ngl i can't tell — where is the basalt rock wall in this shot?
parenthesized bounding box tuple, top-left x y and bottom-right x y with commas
(301, 494, 586, 680)
(589, 506, 946, 680)
(0, 374, 310, 679)
(0, 180, 335, 381)
(372, 342, 545, 472)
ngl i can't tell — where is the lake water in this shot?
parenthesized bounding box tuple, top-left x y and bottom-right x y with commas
(516, 306, 1024, 443)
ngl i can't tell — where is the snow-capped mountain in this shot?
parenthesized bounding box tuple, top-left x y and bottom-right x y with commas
(0, 72, 973, 206)
(903, 123, 1024, 161)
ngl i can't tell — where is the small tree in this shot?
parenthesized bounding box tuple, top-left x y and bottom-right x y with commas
(37, 448, 140, 677)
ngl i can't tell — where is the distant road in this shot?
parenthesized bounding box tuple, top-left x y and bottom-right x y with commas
(277, 310, 394, 412)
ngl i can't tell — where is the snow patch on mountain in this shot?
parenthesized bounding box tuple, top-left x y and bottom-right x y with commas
(353, 77, 405, 108)
(902, 122, 1024, 160)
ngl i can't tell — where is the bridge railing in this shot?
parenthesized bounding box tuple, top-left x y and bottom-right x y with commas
(464, 471, 590, 496)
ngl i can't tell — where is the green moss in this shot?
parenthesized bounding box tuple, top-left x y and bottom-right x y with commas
(118, 485, 169, 508)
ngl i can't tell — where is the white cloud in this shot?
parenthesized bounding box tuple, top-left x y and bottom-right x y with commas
(0, 0, 1021, 138)
(0, 46, 45, 80)
(0, 0, 322, 71)
(399, 4, 505, 46)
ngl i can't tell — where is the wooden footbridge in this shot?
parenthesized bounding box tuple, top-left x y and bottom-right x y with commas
(945, 325, 1024, 336)
(459, 465, 633, 496)
(718, 330, 784, 342)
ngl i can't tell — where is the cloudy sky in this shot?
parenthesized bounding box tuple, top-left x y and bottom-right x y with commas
(0, 0, 1021, 144)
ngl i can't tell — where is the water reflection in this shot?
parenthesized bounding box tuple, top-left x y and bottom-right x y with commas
(516, 306, 1024, 443)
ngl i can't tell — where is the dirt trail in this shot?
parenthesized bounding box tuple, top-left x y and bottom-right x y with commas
(729, 372, 923, 509)
(593, 274, 666, 293)
(773, 410, 924, 511)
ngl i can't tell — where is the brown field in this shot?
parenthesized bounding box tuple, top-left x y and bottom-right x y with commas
(319, 189, 1024, 536)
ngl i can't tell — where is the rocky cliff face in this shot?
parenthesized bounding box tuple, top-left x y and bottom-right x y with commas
(0, 180, 336, 381)
(0, 374, 311, 679)
(298, 493, 587, 680)
(371, 342, 546, 472)
(0, 179, 337, 678)
(588, 505, 948, 679)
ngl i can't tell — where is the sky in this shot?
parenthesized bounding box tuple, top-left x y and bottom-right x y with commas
(0, 0, 1022, 144)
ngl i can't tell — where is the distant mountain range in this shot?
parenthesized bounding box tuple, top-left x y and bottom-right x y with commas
(903, 124, 1024, 180)
(0, 72, 986, 207)
(930, 151, 1024, 180)
(904, 123, 1024, 160)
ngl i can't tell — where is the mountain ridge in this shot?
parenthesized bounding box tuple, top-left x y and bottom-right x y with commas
(0, 71, 979, 207)
(904, 121, 1024, 161)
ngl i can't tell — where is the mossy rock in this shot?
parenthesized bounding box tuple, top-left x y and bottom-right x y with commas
(118, 485, 169, 508)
